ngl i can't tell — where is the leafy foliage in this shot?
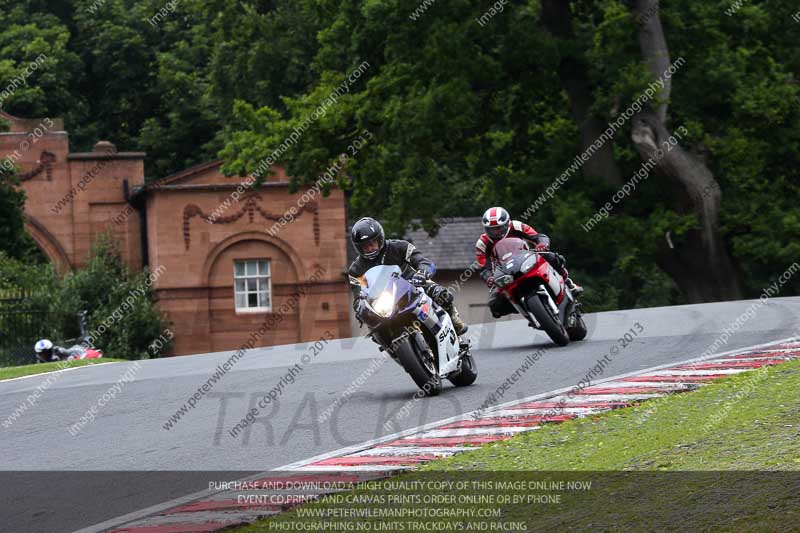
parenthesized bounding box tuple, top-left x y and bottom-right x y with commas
(0, 123, 41, 261)
(1, 0, 798, 308)
(0, 237, 170, 362)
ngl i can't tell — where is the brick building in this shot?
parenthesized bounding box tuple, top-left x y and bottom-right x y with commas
(1, 111, 351, 355)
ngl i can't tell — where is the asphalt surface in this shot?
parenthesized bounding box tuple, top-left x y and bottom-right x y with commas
(2, 296, 800, 532)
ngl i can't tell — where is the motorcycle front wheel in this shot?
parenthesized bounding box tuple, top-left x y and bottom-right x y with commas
(395, 337, 441, 396)
(449, 353, 477, 387)
(527, 295, 570, 346)
(567, 313, 588, 341)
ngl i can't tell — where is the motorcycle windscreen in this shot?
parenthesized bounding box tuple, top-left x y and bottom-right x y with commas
(363, 265, 403, 301)
(490, 237, 529, 263)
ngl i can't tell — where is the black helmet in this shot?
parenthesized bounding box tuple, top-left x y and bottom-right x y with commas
(351, 217, 385, 260)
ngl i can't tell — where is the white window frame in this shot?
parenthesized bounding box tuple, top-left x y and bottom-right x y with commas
(233, 259, 272, 313)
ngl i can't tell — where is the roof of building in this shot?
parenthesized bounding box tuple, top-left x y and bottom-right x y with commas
(345, 217, 482, 271)
(405, 217, 482, 271)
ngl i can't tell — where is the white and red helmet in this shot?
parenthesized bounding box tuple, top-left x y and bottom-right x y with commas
(482, 207, 511, 242)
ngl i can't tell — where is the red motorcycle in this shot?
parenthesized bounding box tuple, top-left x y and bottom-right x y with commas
(33, 311, 104, 363)
(490, 237, 587, 346)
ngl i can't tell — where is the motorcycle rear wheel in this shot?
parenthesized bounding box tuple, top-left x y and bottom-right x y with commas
(395, 337, 441, 396)
(528, 295, 570, 346)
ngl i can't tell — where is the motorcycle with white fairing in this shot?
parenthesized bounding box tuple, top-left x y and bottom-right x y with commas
(355, 265, 477, 396)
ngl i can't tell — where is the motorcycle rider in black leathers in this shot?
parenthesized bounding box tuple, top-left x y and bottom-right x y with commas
(348, 217, 469, 339)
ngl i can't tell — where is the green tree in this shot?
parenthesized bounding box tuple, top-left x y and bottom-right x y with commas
(0, 118, 40, 261)
(220, 0, 800, 307)
(0, 236, 170, 363)
(54, 236, 170, 359)
(0, 2, 86, 127)
(0, 164, 30, 260)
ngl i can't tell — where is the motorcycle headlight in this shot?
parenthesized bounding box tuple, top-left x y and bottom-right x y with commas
(521, 255, 538, 273)
(372, 290, 395, 317)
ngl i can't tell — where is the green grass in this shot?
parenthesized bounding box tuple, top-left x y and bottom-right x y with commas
(0, 358, 126, 381)
(235, 360, 800, 532)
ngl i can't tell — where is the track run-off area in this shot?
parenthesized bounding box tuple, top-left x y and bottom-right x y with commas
(2, 296, 799, 532)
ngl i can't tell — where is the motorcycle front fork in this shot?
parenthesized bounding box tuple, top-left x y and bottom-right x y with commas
(513, 287, 577, 330)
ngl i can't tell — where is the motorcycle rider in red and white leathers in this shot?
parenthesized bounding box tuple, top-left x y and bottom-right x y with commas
(476, 207, 582, 318)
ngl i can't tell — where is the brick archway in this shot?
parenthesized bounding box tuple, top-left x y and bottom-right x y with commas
(25, 216, 72, 274)
(201, 231, 305, 285)
(198, 231, 309, 349)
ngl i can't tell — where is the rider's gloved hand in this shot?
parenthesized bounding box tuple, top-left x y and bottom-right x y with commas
(411, 270, 429, 286)
(534, 243, 549, 252)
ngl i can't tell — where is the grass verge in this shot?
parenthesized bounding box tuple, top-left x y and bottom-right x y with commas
(236, 360, 800, 531)
(0, 358, 126, 381)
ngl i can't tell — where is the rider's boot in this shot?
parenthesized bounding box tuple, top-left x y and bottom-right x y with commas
(449, 305, 469, 336)
(566, 277, 584, 295)
(430, 284, 468, 336)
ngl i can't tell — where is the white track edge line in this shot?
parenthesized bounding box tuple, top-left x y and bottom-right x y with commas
(77, 335, 798, 532)
(0, 362, 117, 385)
(275, 335, 799, 470)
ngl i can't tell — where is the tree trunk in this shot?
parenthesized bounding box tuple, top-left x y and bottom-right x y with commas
(631, 0, 742, 302)
(541, 0, 623, 187)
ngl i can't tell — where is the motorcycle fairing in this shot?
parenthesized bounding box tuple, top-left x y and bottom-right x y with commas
(362, 266, 460, 378)
(491, 237, 578, 329)
(413, 293, 459, 377)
